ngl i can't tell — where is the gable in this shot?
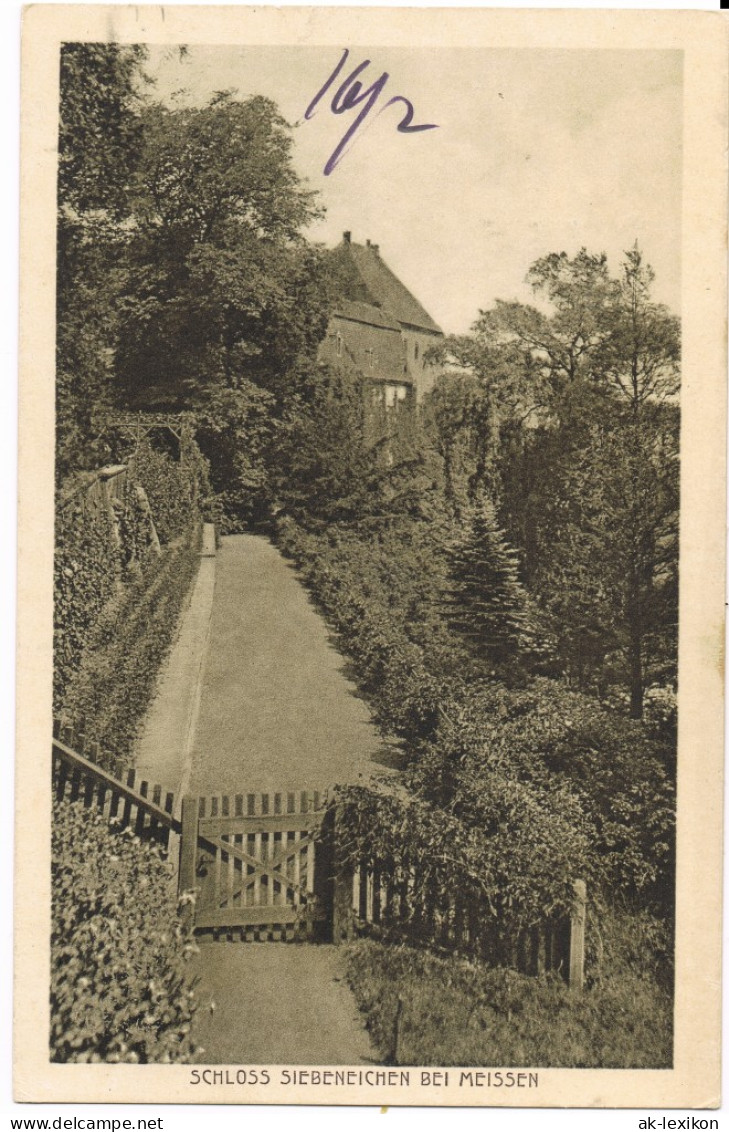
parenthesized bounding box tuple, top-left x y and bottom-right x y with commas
(329, 238, 443, 336)
(346, 242, 443, 335)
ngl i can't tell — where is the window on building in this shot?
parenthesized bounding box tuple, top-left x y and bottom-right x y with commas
(336, 332, 343, 357)
(383, 383, 410, 410)
(414, 342, 420, 361)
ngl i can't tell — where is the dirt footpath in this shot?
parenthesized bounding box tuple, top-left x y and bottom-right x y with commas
(189, 533, 391, 795)
(181, 534, 385, 1064)
(190, 943, 375, 1065)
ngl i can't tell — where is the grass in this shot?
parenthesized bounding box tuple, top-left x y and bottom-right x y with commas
(344, 916, 673, 1068)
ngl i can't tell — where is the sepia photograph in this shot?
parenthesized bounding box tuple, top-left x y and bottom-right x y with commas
(14, 4, 726, 1109)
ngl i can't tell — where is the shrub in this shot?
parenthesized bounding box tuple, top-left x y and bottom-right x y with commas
(336, 780, 591, 961)
(51, 798, 199, 1063)
(61, 532, 201, 766)
(54, 438, 208, 715)
(412, 679, 675, 912)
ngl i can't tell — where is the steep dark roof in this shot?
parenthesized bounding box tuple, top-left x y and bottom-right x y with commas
(334, 239, 443, 335)
(333, 299, 401, 331)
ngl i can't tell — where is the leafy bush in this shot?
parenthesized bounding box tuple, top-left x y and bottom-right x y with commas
(54, 439, 207, 714)
(337, 780, 591, 960)
(51, 798, 199, 1063)
(61, 532, 201, 766)
(412, 679, 675, 911)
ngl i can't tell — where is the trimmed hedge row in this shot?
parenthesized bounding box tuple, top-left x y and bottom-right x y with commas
(277, 515, 675, 915)
(54, 498, 121, 714)
(60, 530, 201, 768)
(51, 798, 198, 1063)
(276, 516, 451, 743)
(54, 438, 207, 714)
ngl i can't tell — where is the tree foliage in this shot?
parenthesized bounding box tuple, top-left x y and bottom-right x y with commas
(114, 93, 328, 402)
(443, 495, 533, 668)
(427, 245, 680, 715)
(56, 44, 148, 477)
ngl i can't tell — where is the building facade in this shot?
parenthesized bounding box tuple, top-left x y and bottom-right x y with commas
(318, 233, 444, 409)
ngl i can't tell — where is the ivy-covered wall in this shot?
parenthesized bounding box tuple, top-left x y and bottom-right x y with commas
(54, 437, 210, 767)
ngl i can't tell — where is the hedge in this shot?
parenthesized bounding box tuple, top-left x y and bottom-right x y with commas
(276, 514, 675, 914)
(60, 530, 201, 768)
(337, 779, 591, 961)
(51, 438, 211, 1065)
(55, 436, 209, 766)
(51, 798, 199, 1063)
(54, 437, 208, 715)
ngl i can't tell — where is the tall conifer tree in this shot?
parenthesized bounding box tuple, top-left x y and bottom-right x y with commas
(444, 496, 531, 666)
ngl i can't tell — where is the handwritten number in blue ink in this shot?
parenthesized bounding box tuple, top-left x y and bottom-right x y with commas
(384, 95, 438, 134)
(304, 49, 438, 175)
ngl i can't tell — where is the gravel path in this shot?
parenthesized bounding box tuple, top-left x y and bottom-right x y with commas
(189, 533, 392, 795)
(190, 943, 375, 1065)
(183, 533, 385, 1064)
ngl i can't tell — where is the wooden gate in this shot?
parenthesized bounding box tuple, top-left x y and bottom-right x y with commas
(179, 791, 329, 940)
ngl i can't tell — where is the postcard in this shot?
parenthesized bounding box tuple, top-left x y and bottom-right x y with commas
(15, 3, 727, 1109)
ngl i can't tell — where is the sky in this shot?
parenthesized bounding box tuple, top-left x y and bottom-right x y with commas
(146, 45, 682, 334)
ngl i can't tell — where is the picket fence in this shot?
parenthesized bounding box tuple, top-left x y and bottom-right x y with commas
(51, 726, 586, 989)
(52, 721, 179, 849)
(332, 847, 586, 990)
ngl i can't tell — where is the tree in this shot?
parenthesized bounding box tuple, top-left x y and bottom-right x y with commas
(421, 371, 493, 515)
(58, 44, 147, 223)
(104, 92, 332, 524)
(270, 364, 375, 523)
(114, 93, 328, 408)
(56, 43, 148, 477)
(602, 243, 680, 411)
(526, 247, 680, 715)
(443, 494, 533, 669)
(534, 405, 678, 712)
(433, 246, 680, 716)
(471, 248, 620, 428)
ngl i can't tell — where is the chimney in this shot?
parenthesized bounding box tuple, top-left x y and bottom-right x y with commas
(366, 239, 371, 247)
(343, 231, 351, 243)
(372, 244, 380, 255)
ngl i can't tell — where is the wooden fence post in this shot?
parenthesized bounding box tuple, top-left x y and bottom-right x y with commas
(179, 796, 199, 929)
(569, 879, 587, 992)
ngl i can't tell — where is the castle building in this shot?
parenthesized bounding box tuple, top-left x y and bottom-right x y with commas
(318, 232, 444, 407)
